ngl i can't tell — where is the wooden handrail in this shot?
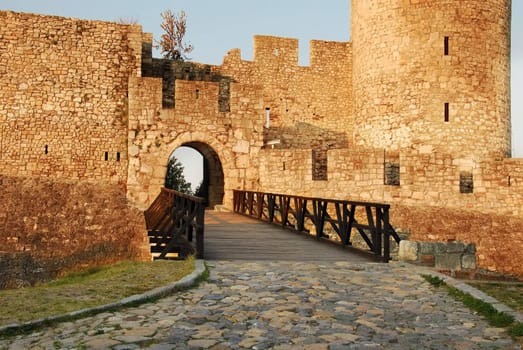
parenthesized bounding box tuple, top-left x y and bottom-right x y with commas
(233, 190, 400, 262)
(145, 188, 205, 259)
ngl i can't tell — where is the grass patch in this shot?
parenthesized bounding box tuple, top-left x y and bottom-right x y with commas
(509, 322, 523, 337)
(422, 274, 523, 337)
(446, 287, 514, 327)
(422, 274, 445, 287)
(468, 282, 523, 314)
(0, 258, 195, 328)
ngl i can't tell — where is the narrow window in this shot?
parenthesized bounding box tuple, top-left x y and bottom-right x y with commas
(195, 89, 200, 99)
(104, 151, 109, 161)
(444, 36, 449, 56)
(265, 108, 271, 128)
(116, 152, 121, 162)
(384, 162, 401, 186)
(444, 103, 450, 122)
(312, 149, 328, 181)
(460, 172, 474, 194)
(44, 145, 48, 155)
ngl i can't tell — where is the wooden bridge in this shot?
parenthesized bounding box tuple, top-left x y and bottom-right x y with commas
(144, 188, 400, 262)
(204, 211, 372, 262)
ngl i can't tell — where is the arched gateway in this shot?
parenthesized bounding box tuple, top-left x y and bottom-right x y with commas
(176, 142, 225, 208)
(126, 72, 264, 211)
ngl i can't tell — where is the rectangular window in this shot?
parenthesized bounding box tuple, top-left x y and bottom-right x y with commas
(116, 152, 121, 162)
(265, 108, 271, 129)
(44, 145, 48, 155)
(460, 172, 474, 194)
(444, 36, 449, 56)
(312, 149, 328, 181)
(444, 103, 450, 122)
(384, 162, 400, 186)
(104, 151, 109, 161)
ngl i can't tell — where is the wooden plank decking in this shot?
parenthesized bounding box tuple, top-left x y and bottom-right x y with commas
(204, 211, 373, 262)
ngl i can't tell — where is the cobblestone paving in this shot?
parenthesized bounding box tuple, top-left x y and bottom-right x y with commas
(1, 261, 520, 350)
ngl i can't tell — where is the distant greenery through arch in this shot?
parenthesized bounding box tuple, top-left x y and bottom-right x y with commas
(164, 156, 193, 194)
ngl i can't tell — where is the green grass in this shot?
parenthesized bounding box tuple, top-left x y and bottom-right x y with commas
(0, 258, 195, 328)
(468, 282, 523, 314)
(422, 274, 523, 339)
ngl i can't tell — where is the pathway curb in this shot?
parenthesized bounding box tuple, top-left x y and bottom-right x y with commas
(0, 259, 207, 336)
(424, 269, 523, 324)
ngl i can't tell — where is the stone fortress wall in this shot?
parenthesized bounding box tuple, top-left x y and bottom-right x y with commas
(0, 11, 143, 183)
(1, 0, 522, 281)
(0, 11, 150, 286)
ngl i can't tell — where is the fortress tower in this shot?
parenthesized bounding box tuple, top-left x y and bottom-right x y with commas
(351, 0, 511, 159)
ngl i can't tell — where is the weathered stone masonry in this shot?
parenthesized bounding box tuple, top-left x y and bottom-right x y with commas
(0, 11, 142, 182)
(1, 0, 523, 281)
(0, 11, 149, 286)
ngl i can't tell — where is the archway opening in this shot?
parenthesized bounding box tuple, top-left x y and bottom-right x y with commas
(166, 143, 225, 208)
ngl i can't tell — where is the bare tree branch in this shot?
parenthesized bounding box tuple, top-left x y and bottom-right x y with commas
(156, 9, 193, 61)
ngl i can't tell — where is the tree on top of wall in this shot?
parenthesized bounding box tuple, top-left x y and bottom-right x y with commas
(156, 9, 193, 61)
(165, 156, 193, 194)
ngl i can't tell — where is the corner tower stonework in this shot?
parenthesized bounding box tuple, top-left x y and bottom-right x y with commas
(351, 0, 511, 159)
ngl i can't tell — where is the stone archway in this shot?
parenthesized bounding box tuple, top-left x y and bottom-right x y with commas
(127, 131, 238, 210)
(174, 142, 225, 208)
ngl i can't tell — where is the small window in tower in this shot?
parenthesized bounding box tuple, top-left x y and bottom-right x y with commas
(44, 145, 48, 155)
(384, 162, 400, 186)
(444, 103, 450, 122)
(460, 171, 474, 194)
(444, 36, 449, 56)
(116, 152, 121, 162)
(265, 108, 271, 128)
(195, 89, 200, 99)
(104, 151, 109, 161)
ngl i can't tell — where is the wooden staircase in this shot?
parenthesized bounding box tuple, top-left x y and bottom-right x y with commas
(144, 188, 205, 260)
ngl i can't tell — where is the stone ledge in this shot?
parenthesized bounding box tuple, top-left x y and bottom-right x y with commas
(399, 240, 476, 271)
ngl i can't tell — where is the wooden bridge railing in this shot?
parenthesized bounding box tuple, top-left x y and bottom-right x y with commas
(233, 190, 401, 262)
(145, 188, 205, 259)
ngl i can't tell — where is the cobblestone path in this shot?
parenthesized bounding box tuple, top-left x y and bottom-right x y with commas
(1, 260, 520, 350)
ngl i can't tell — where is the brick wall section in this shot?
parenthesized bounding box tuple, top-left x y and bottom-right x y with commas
(0, 175, 150, 288)
(0, 11, 142, 183)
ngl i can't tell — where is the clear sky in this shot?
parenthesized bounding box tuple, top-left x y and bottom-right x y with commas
(1, 0, 522, 163)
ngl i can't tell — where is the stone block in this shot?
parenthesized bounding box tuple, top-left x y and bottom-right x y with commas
(233, 140, 250, 154)
(465, 243, 476, 254)
(462, 254, 477, 270)
(434, 243, 448, 254)
(435, 253, 462, 271)
(419, 242, 435, 255)
(235, 154, 249, 169)
(420, 254, 435, 267)
(398, 240, 419, 262)
(128, 145, 140, 157)
(446, 241, 466, 254)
